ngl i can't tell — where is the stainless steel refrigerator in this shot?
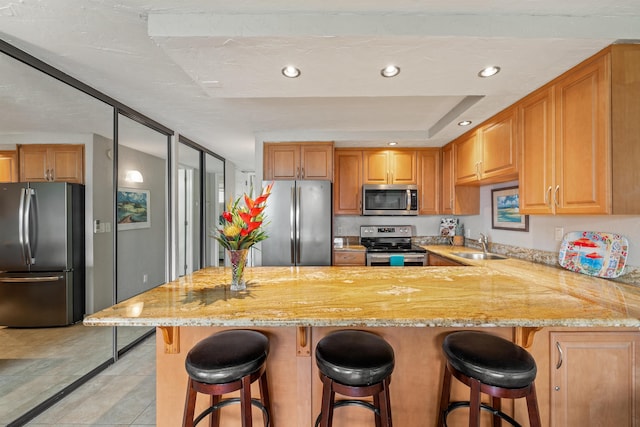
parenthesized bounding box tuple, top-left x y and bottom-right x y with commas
(0, 182, 85, 327)
(261, 180, 332, 266)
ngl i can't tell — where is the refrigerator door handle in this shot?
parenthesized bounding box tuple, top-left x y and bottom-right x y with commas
(296, 185, 301, 263)
(290, 186, 295, 264)
(23, 188, 36, 265)
(18, 188, 28, 265)
(0, 275, 64, 283)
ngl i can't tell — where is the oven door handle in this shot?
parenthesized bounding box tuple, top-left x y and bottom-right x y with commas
(368, 253, 425, 261)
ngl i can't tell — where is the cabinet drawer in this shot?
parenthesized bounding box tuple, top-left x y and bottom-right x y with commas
(333, 251, 366, 266)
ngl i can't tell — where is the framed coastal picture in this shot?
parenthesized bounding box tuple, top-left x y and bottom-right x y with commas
(117, 188, 150, 230)
(491, 186, 529, 232)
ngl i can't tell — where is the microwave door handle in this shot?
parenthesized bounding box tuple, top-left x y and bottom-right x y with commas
(406, 189, 411, 211)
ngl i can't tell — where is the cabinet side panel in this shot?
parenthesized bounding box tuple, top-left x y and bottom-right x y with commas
(611, 45, 640, 214)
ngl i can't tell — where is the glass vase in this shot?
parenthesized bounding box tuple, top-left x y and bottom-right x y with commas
(228, 249, 249, 291)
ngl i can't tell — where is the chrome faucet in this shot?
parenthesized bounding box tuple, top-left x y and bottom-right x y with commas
(479, 233, 489, 254)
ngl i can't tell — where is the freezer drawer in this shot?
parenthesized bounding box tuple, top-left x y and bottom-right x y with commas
(0, 272, 75, 327)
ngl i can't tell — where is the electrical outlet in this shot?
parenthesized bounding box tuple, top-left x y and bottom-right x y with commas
(337, 226, 344, 235)
(143, 274, 148, 284)
(555, 227, 564, 241)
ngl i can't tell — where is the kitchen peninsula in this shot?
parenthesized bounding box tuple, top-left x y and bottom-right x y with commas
(84, 247, 640, 427)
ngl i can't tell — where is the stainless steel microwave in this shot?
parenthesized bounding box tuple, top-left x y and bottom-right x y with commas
(362, 184, 419, 216)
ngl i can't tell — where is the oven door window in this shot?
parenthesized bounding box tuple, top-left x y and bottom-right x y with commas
(367, 253, 426, 266)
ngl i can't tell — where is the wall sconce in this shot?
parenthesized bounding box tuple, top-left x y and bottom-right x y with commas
(125, 170, 144, 183)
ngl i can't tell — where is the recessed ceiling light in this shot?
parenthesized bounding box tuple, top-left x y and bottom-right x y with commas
(458, 120, 472, 126)
(478, 66, 501, 78)
(381, 65, 400, 78)
(282, 66, 301, 78)
(387, 141, 398, 146)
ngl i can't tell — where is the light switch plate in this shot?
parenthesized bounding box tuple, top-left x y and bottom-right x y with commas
(555, 227, 564, 241)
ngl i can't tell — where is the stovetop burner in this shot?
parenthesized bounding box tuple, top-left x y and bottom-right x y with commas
(359, 225, 426, 254)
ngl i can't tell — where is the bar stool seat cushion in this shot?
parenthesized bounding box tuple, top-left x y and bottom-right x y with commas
(443, 331, 536, 389)
(185, 330, 269, 384)
(315, 330, 394, 387)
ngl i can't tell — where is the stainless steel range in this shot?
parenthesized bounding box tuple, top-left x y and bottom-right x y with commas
(360, 225, 427, 266)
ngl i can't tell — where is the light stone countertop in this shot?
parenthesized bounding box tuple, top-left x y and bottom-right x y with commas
(84, 246, 640, 329)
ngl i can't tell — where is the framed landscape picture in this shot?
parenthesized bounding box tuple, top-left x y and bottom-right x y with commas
(491, 186, 529, 232)
(117, 188, 150, 230)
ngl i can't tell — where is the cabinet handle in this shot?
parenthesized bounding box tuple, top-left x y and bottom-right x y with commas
(544, 186, 552, 206)
(555, 341, 563, 369)
(301, 167, 305, 178)
(296, 167, 300, 179)
(554, 185, 560, 207)
(475, 162, 481, 180)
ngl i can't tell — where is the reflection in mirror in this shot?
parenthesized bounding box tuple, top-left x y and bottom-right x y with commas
(178, 142, 201, 276)
(205, 153, 225, 267)
(116, 113, 168, 351)
(0, 50, 114, 423)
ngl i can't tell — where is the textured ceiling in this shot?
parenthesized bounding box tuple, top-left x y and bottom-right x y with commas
(1, 0, 640, 170)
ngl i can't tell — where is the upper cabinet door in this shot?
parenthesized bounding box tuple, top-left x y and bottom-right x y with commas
(454, 131, 480, 184)
(479, 107, 518, 182)
(334, 149, 362, 215)
(554, 54, 610, 214)
(49, 145, 84, 183)
(362, 150, 389, 184)
(390, 150, 417, 184)
(0, 150, 19, 183)
(300, 143, 333, 180)
(264, 143, 300, 180)
(519, 88, 554, 215)
(417, 149, 440, 215)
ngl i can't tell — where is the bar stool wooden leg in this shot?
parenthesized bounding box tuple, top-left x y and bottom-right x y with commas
(526, 383, 542, 427)
(183, 378, 197, 427)
(210, 394, 221, 427)
(491, 396, 501, 427)
(319, 375, 335, 427)
(469, 378, 481, 427)
(258, 371, 272, 427)
(437, 365, 452, 427)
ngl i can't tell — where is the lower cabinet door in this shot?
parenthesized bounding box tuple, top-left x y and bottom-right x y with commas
(550, 331, 640, 427)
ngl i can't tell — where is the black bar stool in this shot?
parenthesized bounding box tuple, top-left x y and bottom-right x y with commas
(314, 330, 395, 427)
(182, 330, 272, 427)
(437, 331, 541, 427)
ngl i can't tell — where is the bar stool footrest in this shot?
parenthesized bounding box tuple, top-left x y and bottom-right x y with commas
(443, 401, 521, 427)
(193, 397, 270, 426)
(314, 399, 380, 427)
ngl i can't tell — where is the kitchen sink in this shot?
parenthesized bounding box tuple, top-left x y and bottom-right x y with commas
(452, 252, 507, 260)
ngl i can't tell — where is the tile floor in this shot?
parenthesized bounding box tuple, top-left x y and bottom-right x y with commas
(25, 336, 156, 426)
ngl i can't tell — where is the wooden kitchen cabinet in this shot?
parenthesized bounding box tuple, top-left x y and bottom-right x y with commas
(333, 148, 363, 215)
(19, 144, 84, 184)
(363, 149, 417, 184)
(513, 328, 640, 427)
(549, 331, 640, 427)
(520, 44, 640, 215)
(427, 252, 464, 266)
(417, 148, 440, 215)
(520, 53, 609, 215)
(0, 150, 19, 182)
(263, 141, 333, 181)
(333, 250, 366, 266)
(441, 143, 479, 215)
(454, 106, 518, 185)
